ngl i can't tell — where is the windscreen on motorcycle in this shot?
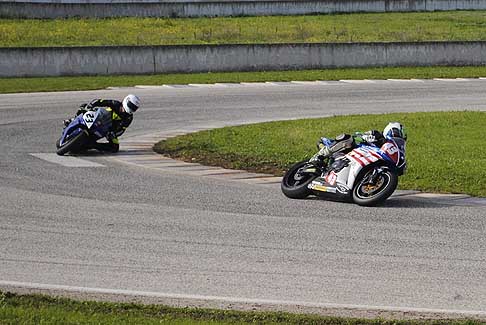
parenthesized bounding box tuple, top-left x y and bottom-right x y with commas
(95, 108, 113, 129)
(90, 108, 113, 138)
(393, 137, 406, 153)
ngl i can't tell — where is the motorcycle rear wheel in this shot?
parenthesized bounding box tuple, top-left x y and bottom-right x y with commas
(56, 130, 89, 156)
(281, 160, 319, 199)
(352, 165, 398, 206)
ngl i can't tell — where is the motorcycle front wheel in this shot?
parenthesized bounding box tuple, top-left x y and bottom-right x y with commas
(56, 130, 89, 156)
(281, 160, 320, 199)
(352, 165, 398, 206)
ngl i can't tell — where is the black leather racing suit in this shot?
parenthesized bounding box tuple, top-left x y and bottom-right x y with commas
(77, 99, 133, 153)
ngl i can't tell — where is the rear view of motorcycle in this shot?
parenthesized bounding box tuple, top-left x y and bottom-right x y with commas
(56, 108, 113, 155)
(281, 133, 406, 206)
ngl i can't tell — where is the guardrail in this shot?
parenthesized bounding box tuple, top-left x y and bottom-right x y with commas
(2, 0, 486, 18)
(1, 42, 484, 77)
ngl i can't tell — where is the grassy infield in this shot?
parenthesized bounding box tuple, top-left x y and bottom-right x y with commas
(3, 11, 486, 325)
(155, 111, 486, 197)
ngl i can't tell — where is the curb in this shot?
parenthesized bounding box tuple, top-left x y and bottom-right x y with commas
(104, 77, 486, 91)
(109, 129, 486, 207)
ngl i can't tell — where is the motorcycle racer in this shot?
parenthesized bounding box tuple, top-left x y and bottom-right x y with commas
(281, 122, 407, 205)
(63, 94, 141, 153)
(313, 122, 407, 165)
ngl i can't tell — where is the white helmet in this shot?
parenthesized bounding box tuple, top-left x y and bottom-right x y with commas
(383, 122, 407, 140)
(122, 94, 141, 114)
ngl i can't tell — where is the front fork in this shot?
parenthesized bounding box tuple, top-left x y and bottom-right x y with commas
(295, 160, 326, 182)
(365, 167, 387, 185)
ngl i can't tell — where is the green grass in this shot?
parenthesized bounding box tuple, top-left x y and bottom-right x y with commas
(0, 291, 483, 324)
(154, 111, 486, 197)
(3, 11, 486, 46)
(4, 11, 486, 94)
(3, 66, 486, 93)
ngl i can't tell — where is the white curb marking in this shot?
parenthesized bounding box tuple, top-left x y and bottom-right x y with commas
(387, 79, 424, 82)
(290, 81, 325, 85)
(109, 78, 486, 91)
(30, 153, 105, 167)
(213, 83, 242, 87)
(340, 79, 375, 84)
(188, 84, 220, 87)
(134, 85, 167, 89)
(239, 82, 275, 86)
(433, 78, 469, 82)
(162, 84, 195, 88)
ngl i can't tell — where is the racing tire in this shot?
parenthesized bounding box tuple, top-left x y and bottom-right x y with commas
(281, 160, 319, 199)
(352, 165, 398, 207)
(56, 130, 89, 156)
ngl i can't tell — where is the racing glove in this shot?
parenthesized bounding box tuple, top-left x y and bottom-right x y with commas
(76, 103, 91, 116)
(362, 130, 385, 146)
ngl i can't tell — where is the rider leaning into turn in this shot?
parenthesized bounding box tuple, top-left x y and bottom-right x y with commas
(64, 94, 141, 153)
(314, 122, 407, 162)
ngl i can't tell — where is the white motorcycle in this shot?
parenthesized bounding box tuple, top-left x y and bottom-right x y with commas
(281, 133, 406, 206)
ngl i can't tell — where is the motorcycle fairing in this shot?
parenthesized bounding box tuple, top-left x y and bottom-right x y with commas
(307, 141, 400, 198)
(307, 176, 351, 202)
(59, 114, 85, 146)
(59, 108, 113, 147)
(384, 137, 407, 173)
(308, 178, 337, 193)
(308, 168, 352, 198)
(90, 108, 112, 139)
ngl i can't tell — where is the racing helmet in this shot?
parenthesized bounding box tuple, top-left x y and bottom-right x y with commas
(383, 122, 407, 140)
(122, 94, 141, 114)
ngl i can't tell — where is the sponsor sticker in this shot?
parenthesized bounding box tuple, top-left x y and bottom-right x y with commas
(308, 183, 337, 193)
(325, 171, 337, 185)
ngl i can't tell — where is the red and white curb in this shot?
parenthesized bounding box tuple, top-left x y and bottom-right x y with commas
(109, 130, 486, 206)
(112, 130, 282, 185)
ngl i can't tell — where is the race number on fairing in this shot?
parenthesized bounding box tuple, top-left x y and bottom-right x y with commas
(83, 111, 96, 129)
(381, 142, 399, 163)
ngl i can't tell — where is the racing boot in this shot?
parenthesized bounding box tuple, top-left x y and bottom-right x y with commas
(310, 145, 333, 163)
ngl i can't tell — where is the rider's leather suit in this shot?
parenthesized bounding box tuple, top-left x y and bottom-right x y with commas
(76, 99, 133, 153)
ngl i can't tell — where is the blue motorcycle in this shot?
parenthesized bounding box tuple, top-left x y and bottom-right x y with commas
(56, 108, 112, 156)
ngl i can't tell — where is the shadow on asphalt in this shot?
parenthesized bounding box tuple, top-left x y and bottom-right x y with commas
(301, 195, 461, 209)
(67, 151, 120, 157)
(380, 197, 452, 209)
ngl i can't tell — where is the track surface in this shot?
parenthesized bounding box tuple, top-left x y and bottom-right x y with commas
(1, 79, 486, 318)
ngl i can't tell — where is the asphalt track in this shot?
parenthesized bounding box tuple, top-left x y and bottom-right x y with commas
(1, 79, 486, 319)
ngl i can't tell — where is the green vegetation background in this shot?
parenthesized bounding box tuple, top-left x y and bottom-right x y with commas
(155, 111, 486, 197)
(2, 11, 486, 46)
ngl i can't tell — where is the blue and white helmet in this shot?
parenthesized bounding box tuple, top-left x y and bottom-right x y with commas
(122, 94, 141, 114)
(383, 122, 407, 140)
